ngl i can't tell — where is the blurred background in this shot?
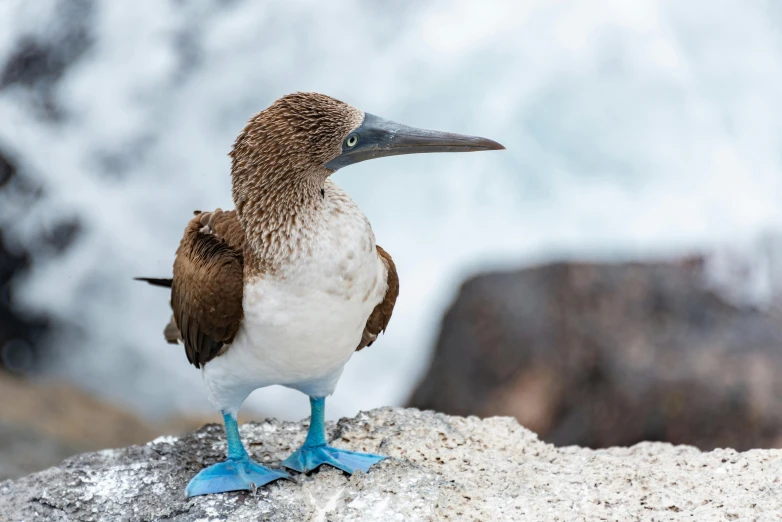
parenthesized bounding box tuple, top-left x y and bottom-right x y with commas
(1, 0, 782, 480)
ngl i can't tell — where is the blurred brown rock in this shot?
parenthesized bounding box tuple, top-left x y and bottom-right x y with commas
(408, 259, 782, 450)
(0, 373, 211, 480)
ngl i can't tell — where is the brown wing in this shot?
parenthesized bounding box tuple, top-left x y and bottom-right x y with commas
(357, 245, 399, 351)
(171, 209, 246, 368)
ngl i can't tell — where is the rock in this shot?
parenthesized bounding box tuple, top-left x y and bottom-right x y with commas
(0, 374, 209, 481)
(1, 407, 780, 521)
(408, 260, 782, 451)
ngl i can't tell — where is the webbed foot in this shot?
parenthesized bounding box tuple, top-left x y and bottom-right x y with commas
(282, 444, 386, 474)
(185, 457, 290, 497)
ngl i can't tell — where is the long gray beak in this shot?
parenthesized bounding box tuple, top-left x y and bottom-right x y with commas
(325, 113, 505, 170)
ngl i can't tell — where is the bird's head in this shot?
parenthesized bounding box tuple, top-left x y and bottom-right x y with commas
(230, 92, 504, 185)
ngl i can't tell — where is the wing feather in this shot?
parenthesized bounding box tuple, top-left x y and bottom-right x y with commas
(171, 209, 246, 368)
(357, 245, 399, 351)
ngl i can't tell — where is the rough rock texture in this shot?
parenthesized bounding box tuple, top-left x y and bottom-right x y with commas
(409, 260, 782, 451)
(2, 408, 782, 521)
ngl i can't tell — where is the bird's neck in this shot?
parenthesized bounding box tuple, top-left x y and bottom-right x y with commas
(232, 165, 329, 272)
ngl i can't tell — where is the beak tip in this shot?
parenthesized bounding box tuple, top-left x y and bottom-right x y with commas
(485, 139, 505, 151)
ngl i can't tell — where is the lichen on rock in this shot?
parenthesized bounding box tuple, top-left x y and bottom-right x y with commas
(1, 407, 781, 521)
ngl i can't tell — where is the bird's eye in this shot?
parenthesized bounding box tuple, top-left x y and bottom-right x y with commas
(346, 134, 359, 148)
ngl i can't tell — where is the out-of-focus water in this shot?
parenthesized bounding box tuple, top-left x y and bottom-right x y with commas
(0, 0, 780, 421)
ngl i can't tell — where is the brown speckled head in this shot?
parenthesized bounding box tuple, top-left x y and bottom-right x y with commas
(230, 91, 504, 193)
(228, 93, 365, 264)
(231, 92, 364, 183)
(229, 91, 503, 260)
(229, 93, 365, 237)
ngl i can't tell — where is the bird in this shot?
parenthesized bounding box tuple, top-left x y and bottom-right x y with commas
(136, 92, 504, 497)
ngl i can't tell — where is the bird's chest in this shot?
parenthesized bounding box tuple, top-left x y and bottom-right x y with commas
(207, 186, 386, 393)
(240, 200, 383, 350)
(278, 200, 378, 299)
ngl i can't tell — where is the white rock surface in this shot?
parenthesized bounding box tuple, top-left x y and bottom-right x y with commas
(1, 407, 781, 521)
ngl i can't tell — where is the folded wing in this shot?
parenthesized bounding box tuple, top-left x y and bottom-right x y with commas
(171, 209, 246, 368)
(357, 245, 399, 351)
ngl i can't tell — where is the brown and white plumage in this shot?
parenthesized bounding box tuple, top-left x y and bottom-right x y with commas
(136, 91, 502, 495)
(358, 245, 398, 350)
(150, 207, 399, 367)
(135, 92, 501, 410)
(172, 209, 245, 368)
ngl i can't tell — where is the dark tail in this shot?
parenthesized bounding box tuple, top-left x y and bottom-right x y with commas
(134, 277, 173, 288)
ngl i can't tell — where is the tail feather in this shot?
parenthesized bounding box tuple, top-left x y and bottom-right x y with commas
(164, 315, 181, 344)
(135, 277, 180, 344)
(134, 277, 173, 288)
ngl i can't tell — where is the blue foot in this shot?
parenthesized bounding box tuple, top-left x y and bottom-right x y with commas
(282, 396, 385, 474)
(185, 457, 290, 497)
(282, 444, 386, 474)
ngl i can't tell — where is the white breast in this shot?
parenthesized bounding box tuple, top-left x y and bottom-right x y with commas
(201, 181, 388, 413)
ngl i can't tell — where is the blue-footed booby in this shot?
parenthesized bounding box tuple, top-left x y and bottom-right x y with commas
(137, 92, 503, 497)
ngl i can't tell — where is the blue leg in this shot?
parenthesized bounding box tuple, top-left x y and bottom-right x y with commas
(185, 412, 290, 497)
(281, 397, 386, 474)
